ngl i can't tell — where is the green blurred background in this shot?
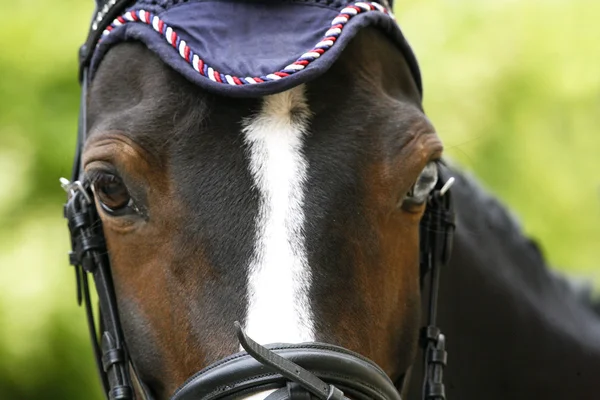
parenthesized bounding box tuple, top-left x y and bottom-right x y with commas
(0, 0, 598, 398)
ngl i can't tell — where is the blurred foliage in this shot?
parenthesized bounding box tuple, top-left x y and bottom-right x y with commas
(0, 0, 598, 398)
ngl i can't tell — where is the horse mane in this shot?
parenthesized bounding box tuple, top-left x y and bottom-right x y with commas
(408, 160, 600, 400)
(444, 159, 600, 315)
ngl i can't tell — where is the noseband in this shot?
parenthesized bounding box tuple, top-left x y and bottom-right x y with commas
(62, 2, 456, 399)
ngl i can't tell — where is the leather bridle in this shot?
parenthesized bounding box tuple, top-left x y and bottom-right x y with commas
(61, 1, 456, 399)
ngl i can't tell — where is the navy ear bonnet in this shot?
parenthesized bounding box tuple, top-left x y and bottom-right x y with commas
(83, 0, 422, 98)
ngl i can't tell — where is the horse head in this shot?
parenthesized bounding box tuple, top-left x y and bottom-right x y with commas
(64, 1, 450, 399)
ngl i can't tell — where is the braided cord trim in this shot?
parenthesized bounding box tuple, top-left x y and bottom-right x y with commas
(100, 2, 391, 85)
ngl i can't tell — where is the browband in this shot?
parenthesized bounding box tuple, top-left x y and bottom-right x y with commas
(79, 0, 134, 79)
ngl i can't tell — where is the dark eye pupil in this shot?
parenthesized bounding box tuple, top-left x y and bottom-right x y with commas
(94, 175, 131, 211)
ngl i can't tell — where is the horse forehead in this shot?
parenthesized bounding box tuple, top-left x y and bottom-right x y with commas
(159, 79, 398, 230)
(89, 27, 422, 155)
(87, 46, 424, 202)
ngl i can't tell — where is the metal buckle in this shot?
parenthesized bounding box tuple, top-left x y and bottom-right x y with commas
(59, 177, 92, 204)
(439, 177, 455, 197)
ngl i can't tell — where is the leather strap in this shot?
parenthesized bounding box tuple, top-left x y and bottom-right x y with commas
(170, 341, 401, 400)
(65, 185, 134, 400)
(78, 0, 134, 81)
(235, 322, 345, 400)
(417, 166, 455, 400)
(264, 382, 317, 400)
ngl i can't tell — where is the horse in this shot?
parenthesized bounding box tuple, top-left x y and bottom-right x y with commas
(62, 1, 453, 399)
(406, 164, 600, 399)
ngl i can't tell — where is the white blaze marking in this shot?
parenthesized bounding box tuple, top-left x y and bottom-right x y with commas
(243, 85, 314, 345)
(243, 390, 277, 400)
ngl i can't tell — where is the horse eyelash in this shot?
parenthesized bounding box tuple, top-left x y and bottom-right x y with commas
(85, 169, 120, 186)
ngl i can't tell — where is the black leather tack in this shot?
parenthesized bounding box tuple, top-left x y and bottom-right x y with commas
(109, 385, 133, 400)
(79, 0, 136, 80)
(79, 44, 88, 61)
(288, 382, 312, 400)
(428, 350, 447, 365)
(74, 266, 83, 306)
(169, 340, 402, 400)
(235, 322, 332, 399)
(418, 167, 453, 400)
(443, 211, 455, 226)
(80, 235, 105, 254)
(425, 382, 445, 399)
(69, 251, 79, 266)
(81, 256, 98, 273)
(70, 212, 88, 231)
(102, 348, 125, 372)
(326, 385, 345, 400)
(421, 326, 440, 342)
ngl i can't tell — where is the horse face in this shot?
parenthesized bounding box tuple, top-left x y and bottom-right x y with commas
(83, 28, 443, 398)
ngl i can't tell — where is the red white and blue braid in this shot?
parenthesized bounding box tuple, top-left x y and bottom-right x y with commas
(100, 2, 392, 85)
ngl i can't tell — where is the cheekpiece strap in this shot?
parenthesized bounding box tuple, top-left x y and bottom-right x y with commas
(63, 182, 134, 400)
(79, 0, 134, 80)
(417, 164, 456, 400)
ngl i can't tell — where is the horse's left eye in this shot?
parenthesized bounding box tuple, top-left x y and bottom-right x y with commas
(91, 172, 135, 216)
(402, 162, 438, 206)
